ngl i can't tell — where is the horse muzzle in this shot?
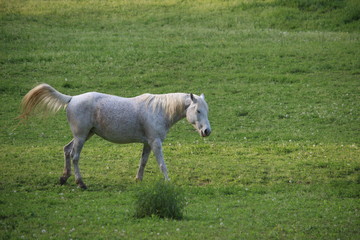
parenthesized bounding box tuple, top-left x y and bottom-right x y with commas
(201, 128, 211, 137)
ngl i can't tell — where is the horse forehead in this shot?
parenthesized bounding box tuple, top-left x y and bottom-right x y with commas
(197, 98, 209, 111)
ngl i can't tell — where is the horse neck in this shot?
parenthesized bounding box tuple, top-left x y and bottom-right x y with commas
(137, 93, 188, 127)
(165, 93, 188, 126)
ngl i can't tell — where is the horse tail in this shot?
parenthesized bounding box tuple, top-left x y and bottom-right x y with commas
(19, 83, 72, 120)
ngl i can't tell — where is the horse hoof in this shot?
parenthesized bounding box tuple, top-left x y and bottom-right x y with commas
(76, 179, 87, 190)
(77, 183, 87, 190)
(59, 176, 68, 185)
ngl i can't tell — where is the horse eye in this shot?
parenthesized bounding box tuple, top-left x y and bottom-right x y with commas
(197, 110, 201, 114)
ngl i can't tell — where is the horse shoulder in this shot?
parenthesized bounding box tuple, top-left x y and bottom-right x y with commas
(136, 105, 168, 142)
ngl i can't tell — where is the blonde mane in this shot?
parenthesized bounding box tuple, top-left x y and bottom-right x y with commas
(138, 93, 186, 120)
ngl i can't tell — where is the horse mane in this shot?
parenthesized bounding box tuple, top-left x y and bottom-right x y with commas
(138, 93, 187, 120)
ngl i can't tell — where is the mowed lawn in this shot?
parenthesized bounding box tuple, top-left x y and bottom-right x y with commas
(1, 0, 359, 239)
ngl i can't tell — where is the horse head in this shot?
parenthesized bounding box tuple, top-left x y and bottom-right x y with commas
(186, 93, 211, 137)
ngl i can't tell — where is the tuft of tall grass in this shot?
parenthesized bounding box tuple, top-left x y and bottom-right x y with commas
(133, 180, 185, 220)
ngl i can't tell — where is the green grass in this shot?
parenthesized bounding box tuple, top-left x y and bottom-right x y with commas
(134, 180, 185, 219)
(1, 0, 359, 239)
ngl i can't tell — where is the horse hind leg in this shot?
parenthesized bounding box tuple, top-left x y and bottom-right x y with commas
(71, 137, 87, 189)
(59, 140, 74, 185)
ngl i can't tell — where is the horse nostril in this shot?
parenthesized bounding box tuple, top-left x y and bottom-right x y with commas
(204, 128, 211, 136)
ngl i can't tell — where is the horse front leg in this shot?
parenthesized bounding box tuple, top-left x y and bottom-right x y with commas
(60, 140, 73, 185)
(136, 143, 151, 181)
(150, 139, 169, 181)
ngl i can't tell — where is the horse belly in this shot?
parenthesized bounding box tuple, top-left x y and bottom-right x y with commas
(93, 103, 146, 144)
(94, 121, 145, 144)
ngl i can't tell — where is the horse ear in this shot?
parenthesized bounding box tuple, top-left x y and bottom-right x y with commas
(200, 93, 205, 99)
(190, 93, 197, 103)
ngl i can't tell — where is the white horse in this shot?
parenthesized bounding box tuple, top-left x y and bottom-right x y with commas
(19, 84, 211, 189)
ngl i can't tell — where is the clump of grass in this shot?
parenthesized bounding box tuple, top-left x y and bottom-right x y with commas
(134, 180, 185, 220)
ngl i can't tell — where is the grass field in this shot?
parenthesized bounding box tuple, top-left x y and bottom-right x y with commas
(1, 0, 360, 239)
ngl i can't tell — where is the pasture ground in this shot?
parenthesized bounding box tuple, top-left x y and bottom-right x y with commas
(1, 0, 359, 239)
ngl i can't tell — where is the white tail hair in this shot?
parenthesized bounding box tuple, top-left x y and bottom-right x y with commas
(19, 84, 72, 119)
